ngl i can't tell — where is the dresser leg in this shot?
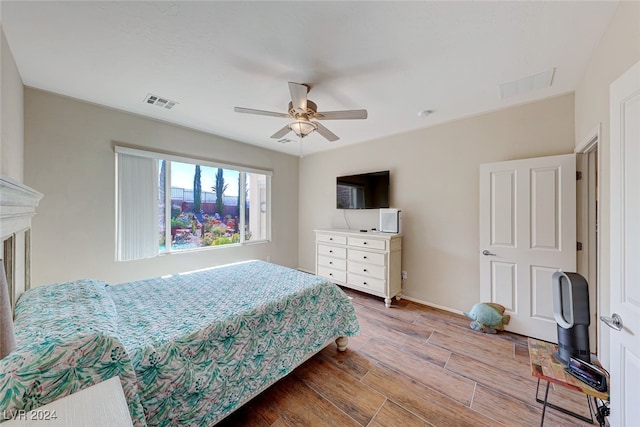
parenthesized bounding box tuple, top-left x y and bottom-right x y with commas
(384, 297, 392, 308)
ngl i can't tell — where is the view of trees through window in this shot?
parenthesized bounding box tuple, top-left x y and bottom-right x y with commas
(158, 160, 268, 252)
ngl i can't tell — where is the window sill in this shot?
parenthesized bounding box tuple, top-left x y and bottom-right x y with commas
(159, 239, 270, 256)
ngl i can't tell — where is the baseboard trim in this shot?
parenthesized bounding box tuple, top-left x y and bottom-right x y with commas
(400, 295, 465, 316)
(304, 271, 466, 318)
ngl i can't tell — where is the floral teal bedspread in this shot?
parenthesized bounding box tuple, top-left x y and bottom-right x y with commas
(0, 260, 359, 425)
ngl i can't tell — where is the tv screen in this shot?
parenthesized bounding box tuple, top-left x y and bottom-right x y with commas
(337, 170, 390, 209)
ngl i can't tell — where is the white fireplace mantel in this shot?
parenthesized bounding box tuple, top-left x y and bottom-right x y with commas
(0, 175, 44, 241)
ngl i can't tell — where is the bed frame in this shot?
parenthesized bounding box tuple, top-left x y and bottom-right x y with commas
(0, 175, 43, 314)
(216, 334, 348, 424)
(0, 175, 42, 360)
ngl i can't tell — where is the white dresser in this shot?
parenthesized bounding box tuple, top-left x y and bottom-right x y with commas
(315, 229, 402, 307)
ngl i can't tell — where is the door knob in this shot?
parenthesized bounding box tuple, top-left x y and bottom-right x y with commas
(482, 250, 497, 256)
(600, 313, 623, 331)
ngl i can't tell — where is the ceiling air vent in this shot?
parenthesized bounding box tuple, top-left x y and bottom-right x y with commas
(277, 138, 295, 144)
(499, 68, 555, 99)
(144, 93, 178, 109)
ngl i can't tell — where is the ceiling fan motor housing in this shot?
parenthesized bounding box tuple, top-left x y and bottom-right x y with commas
(288, 100, 318, 119)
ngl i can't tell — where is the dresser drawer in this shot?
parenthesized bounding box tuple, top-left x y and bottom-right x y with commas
(318, 255, 347, 270)
(317, 233, 347, 245)
(317, 244, 347, 259)
(348, 237, 386, 250)
(317, 266, 347, 283)
(348, 273, 385, 293)
(348, 249, 386, 266)
(348, 261, 386, 279)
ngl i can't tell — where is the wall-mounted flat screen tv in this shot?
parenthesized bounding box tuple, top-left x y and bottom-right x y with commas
(336, 170, 390, 209)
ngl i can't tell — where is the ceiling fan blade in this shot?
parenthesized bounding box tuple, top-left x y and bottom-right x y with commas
(315, 122, 340, 142)
(270, 125, 292, 139)
(234, 107, 290, 118)
(288, 82, 308, 113)
(315, 109, 368, 120)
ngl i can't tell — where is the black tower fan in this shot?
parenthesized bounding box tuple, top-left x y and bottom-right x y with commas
(551, 271, 591, 365)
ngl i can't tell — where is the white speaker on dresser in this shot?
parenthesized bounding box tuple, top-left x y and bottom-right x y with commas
(379, 208, 401, 233)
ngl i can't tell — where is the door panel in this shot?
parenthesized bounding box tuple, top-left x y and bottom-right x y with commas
(480, 154, 576, 342)
(531, 167, 560, 249)
(491, 262, 516, 311)
(530, 265, 556, 321)
(609, 60, 640, 427)
(491, 171, 516, 247)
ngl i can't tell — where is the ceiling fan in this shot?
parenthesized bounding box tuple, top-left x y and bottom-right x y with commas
(234, 82, 368, 142)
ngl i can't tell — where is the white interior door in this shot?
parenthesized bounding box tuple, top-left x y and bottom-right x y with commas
(608, 60, 640, 427)
(480, 154, 576, 342)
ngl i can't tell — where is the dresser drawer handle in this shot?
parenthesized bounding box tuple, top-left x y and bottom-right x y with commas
(363, 282, 368, 285)
(329, 237, 333, 241)
(329, 273, 333, 276)
(363, 269, 367, 272)
(363, 242, 367, 245)
(329, 261, 333, 265)
(363, 256, 367, 259)
(329, 250, 333, 253)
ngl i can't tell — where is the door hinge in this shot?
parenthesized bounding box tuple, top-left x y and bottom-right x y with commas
(576, 171, 582, 180)
(577, 241, 583, 251)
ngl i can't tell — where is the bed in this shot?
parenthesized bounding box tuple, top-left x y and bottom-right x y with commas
(0, 260, 360, 425)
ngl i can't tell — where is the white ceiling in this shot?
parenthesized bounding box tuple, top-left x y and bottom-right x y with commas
(1, 1, 619, 157)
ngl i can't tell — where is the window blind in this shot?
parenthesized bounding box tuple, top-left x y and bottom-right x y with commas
(116, 153, 159, 261)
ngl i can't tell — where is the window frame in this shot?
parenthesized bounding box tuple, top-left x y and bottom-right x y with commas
(115, 145, 272, 258)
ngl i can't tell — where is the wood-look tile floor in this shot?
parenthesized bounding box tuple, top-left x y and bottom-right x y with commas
(217, 289, 596, 427)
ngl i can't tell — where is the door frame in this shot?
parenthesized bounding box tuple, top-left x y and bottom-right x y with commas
(575, 124, 601, 355)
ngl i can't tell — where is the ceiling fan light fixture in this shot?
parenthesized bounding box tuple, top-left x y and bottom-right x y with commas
(289, 120, 317, 138)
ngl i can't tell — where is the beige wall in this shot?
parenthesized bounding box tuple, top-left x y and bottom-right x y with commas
(299, 94, 575, 313)
(0, 26, 23, 181)
(24, 88, 299, 286)
(0, 25, 29, 302)
(574, 0, 640, 368)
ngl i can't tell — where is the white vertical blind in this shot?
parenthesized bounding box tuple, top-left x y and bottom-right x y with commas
(117, 153, 158, 261)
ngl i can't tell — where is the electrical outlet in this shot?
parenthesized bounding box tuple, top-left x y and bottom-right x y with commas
(401, 271, 407, 280)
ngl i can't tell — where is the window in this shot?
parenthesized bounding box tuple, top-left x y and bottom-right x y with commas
(116, 147, 270, 261)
